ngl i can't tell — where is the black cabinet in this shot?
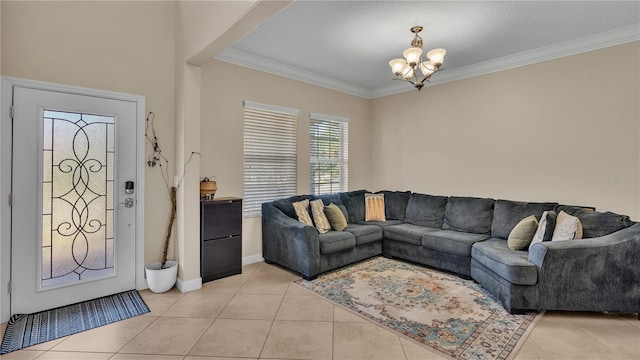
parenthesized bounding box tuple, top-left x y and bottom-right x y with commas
(201, 197, 242, 282)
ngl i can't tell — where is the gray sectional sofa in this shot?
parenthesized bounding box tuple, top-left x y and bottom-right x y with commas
(261, 190, 640, 315)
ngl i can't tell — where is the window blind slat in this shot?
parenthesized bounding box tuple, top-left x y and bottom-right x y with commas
(309, 117, 348, 196)
(243, 103, 298, 216)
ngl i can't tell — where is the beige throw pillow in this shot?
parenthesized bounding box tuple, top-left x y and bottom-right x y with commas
(552, 211, 583, 241)
(292, 199, 313, 226)
(324, 203, 348, 231)
(310, 199, 331, 234)
(508, 215, 539, 250)
(365, 193, 386, 221)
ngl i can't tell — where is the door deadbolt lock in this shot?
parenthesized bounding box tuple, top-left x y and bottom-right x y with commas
(125, 181, 135, 194)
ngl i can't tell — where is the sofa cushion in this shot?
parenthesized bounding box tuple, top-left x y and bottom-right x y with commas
(310, 199, 330, 233)
(365, 193, 386, 221)
(384, 223, 440, 246)
(377, 190, 411, 221)
(404, 193, 448, 228)
(312, 194, 349, 221)
(507, 215, 538, 250)
(421, 230, 489, 256)
(292, 199, 313, 226)
(554, 205, 634, 238)
(273, 195, 310, 219)
(471, 238, 537, 285)
(340, 190, 368, 223)
(319, 231, 356, 254)
(552, 211, 583, 241)
(491, 200, 557, 239)
(443, 196, 495, 234)
(344, 223, 383, 246)
(324, 203, 348, 231)
(357, 220, 403, 228)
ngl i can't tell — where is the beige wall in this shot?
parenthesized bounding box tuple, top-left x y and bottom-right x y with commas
(371, 42, 640, 220)
(200, 60, 371, 257)
(1, 1, 177, 266)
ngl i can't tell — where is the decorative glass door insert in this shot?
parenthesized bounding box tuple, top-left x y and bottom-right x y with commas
(41, 110, 115, 288)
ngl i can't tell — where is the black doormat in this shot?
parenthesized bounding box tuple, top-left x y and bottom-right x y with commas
(0, 290, 149, 354)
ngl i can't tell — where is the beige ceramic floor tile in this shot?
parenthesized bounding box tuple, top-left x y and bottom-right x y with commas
(238, 277, 291, 295)
(515, 321, 627, 360)
(138, 288, 184, 316)
(189, 319, 272, 358)
(186, 357, 258, 360)
(110, 354, 184, 360)
(615, 312, 640, 329)
(163, 291, 233, 318)
(276, 295, 333, 321)
(0, 350, 44, 360)
(333, 306, 368, 323)
(400, 339, 449, 360)
(218, 293, 283, 320)
(119, 317, 212, 355)
(253, 263, 295, 280)
(333, 322, 406, 360)
(32, 351, 113, 359)
(51, 316, 155, 353)
(261, 320, 333, 360)
(200, 274, 249, 293)
(22, 337, 67, 351)
(285, 282, 312, 295)
(242, 261, 263, 275)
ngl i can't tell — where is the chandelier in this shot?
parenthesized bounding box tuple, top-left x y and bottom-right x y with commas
(389, 26, 446, 91)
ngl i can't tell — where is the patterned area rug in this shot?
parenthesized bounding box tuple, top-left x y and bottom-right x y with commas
(295, 257, 542, 360)
(0, 290, 149, 354)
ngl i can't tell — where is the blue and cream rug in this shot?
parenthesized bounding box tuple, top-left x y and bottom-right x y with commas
(295, 257, 542, 360)
(0, 290, 149, 354)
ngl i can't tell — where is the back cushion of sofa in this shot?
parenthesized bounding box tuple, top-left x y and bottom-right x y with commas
(554, 205, 635, 238)
(443, 196, 495, 234)
(311, 193, 349, 222)
(491, 200, 558, 239)
(405, 193, 448, 228)
(377, 190, 411, 221)
(273, 195, 311, 219)
(340, 190, 368, 223)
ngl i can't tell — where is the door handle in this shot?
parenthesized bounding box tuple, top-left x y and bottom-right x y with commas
(120, 198, 134, 208)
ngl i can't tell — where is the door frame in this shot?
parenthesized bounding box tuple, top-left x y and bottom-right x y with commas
(0, 77, 146, 322)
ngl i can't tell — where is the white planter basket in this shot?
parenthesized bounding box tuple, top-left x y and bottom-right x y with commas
(145, 261, 178, 293)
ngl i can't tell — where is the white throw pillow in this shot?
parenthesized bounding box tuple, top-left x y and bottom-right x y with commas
(551, 211, 583, 241)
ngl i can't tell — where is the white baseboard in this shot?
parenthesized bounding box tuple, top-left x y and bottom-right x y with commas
(242, 253, 264, 266)
(176, 276, 202, 293)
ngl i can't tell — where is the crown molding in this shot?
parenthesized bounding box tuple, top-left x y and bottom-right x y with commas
(216, 25, 639, 100)
(215, 48, 372, 98)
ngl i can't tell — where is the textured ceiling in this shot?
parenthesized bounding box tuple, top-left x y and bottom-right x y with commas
(217, 1, 640, 98)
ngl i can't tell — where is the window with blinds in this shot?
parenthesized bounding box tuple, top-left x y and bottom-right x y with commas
(310, 113, 349, 195)
(243, 101, 298, 217)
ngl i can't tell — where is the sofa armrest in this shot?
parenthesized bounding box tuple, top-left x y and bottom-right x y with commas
(528, 223, 640, 312)
(262, 202, 320, 278)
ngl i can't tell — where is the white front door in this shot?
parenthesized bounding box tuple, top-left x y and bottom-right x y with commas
(10, 86, 138, 314)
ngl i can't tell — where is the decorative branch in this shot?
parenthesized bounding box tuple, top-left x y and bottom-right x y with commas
(145, 111, 200, 268)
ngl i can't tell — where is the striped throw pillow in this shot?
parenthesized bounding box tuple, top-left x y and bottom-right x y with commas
(365, 193, 386, 222)
(310, 199, 331, 233)
(292, 199, 313, 226)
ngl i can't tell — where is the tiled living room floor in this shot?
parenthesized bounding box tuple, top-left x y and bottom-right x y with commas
(1, 261, 639, 360)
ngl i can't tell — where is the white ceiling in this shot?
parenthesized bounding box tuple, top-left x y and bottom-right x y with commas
(216, 1, 640, 99)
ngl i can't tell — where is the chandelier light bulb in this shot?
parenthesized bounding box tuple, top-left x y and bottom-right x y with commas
(402, 65, 414, 79)
(403, 47, 423, 66)
(389, 58, 407, 76)
(426, 48, 447, 65)
(420, 61, 435, 77)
